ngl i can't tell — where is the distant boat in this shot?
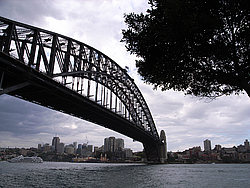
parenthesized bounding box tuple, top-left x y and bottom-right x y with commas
(8, 155, 43, 163)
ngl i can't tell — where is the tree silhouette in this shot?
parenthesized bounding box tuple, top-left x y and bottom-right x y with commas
(122, 0, 249, 98)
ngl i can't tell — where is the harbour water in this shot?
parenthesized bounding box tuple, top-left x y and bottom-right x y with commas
(0, 161, 250, 187)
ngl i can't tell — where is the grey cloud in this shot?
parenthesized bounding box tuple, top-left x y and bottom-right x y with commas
(0, 0, 64, 25)
(0, 95, 139, 149)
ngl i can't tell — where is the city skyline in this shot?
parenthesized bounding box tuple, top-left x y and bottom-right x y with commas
(2, 136, 249, 155)
(37, 135, 133, 160)
(0, 0, 250, 152)
(1, 133, 249, 153)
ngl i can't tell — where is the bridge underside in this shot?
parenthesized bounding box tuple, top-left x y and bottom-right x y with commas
(0, 52, 164, 163)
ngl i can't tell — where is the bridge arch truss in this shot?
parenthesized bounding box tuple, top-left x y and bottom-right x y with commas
(0, 16, 159, 142)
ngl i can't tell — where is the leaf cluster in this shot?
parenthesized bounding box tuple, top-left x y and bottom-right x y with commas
(122, 0, 250, 98)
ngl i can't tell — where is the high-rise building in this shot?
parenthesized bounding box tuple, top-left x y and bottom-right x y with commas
(78, 144, 82, 150)
(38, 144, 42, 150)
(77, 144, 83, 155)
(73, 142, 77, 152)
(104, 137, 116, 152)
(52, 137, 60, 152)
(116, 138, 124, 151)
(43, 143, 51, 152)
(57, 143, 65, 154)
(87, 145, 93, 153)
(104, 137, 125, 152)
(104, 138, 109, 152)
(81, 144, 93, 157)
(204, 139, 212, 152)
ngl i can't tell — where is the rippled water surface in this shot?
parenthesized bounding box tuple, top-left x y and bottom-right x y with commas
(0, 162, 250, 187)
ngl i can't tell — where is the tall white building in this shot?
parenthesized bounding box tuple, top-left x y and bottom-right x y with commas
(204, 139, 212, 152)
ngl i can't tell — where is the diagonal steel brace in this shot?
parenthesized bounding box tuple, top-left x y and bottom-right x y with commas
(0, 82, 30, 95)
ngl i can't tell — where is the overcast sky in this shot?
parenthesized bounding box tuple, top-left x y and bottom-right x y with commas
(0, 0, 249, 152)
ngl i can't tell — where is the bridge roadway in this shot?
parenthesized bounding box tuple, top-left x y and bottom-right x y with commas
(0, 16, 167, 163)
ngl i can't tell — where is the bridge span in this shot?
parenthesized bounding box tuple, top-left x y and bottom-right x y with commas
(0, 16, 167, 163)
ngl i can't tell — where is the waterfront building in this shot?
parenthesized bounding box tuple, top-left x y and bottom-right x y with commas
(52, 137, 60, 152)
(238, 153, 250, 162)
(124, 148, 133, 158)
(238, 144, 246, 152)
(65, 145, 74, 154)
(43, 143, 51, 152)
(221, 147, 238, 161)
(57, 143, 65, 154)
(204, 139, 211, 152)
(214, 145, 222, 152)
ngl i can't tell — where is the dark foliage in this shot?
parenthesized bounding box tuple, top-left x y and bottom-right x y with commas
(122, 0, 249, 98)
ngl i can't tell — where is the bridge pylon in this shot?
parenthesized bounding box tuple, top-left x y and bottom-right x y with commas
(143, 130, 168, 164)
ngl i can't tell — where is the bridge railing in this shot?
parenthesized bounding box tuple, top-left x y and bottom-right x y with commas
(0, 16, 159, 140)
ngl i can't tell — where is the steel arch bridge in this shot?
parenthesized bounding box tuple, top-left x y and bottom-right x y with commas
(0, 16, 167, 163)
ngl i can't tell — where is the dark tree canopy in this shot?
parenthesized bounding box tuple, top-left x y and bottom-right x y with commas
(122, 0, 249, 98)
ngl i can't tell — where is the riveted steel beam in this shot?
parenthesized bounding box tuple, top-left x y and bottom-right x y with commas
(0, 82, 30, 95)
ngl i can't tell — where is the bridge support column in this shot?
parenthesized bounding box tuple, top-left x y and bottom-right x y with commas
(159, 130, 168, 163)
(143, 142, 161, 164)
(143, 130, 168, 164)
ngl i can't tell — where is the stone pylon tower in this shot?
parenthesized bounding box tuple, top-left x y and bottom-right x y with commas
(159, 130, 168, 163)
